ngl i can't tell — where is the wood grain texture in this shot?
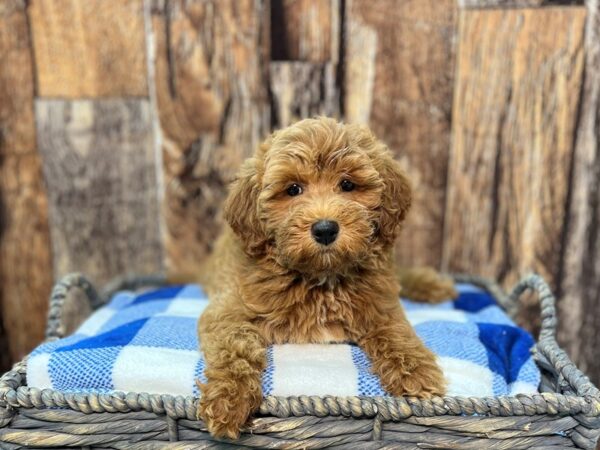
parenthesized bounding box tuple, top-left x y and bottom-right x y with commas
(459, 0, 583, 8)
(271, 0, 340, 62)
(560, 0, 600, 384)
(442, 8, 586, 320)
(28, 0, 148, 97)
(152, 0, 270, 272)
(270, 61, 340, 129)
(35, 99, 163, 285)
(0, 0, 54, 363)
(345, 0, 456, 268)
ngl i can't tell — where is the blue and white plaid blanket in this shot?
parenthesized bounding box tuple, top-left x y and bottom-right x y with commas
(28, 282, 540, 398)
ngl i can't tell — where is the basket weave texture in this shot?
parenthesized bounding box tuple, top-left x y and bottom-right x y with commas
(0, 273, 599, 449)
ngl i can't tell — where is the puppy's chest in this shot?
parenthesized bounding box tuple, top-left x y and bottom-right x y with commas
(256, 288, 355, 344)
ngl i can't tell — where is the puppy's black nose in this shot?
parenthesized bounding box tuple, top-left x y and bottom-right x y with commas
(311, 220, 339, 246)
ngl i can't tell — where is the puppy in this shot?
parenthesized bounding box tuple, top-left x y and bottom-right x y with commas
(196, 118, 456, 438)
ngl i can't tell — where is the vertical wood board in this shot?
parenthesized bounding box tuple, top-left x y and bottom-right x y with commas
(345, 0, 456, 268)
(443, 8, 586, 327)
(270, 61, 340, 129)
(29, 0, 148, 97)
(152, 0, 270, 272)
(560, 0, 600, 383)
(0, 0, 54, 363)
(271, 0, 340, 62)
(36, 99, 164, 285)
(459, 0, 571, 7)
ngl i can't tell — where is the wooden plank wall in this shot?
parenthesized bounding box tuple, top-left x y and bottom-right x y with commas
(561, 0, 600, 378)
(443, 7, 587, 326)
(153, 0, 271, 273)
(1, 0, 599, 400)
(0, 0, 54, 367)
(28, 0, 148, 97)
(345, 0, 456, 268)
(35, 100, 163, 284)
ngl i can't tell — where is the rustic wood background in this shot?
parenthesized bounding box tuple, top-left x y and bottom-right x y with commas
(1, 0, 599, 395)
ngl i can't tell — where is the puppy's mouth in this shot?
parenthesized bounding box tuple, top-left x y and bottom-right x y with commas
(275, 244, 343, 273)
(274, 231, 372, 277)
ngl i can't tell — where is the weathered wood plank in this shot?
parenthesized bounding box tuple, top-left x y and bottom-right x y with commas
(28, 0, 148, 97)
(460, 0, 583, 8)
(345, 0, 456, 268)
(152, 0, 270, 272)
(0, 0, 54, 364)
(271, 0, 340, 62)
(560, 0, 600, 384)
(35, 99, 163, 285)
(270, 61, 340, 129)
(442, 8, 586, 313)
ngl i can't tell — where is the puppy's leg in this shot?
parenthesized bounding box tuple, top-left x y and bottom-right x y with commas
(359, 311, 445, 398)
(197, 305, 266, 439)
(397, 266, 457, 303)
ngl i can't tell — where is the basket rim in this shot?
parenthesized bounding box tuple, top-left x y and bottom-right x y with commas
(1, 359, 599, 423)
(1, 272, 599, 426)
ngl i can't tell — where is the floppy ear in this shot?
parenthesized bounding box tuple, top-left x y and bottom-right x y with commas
(376, 154, 412, 245)
(346, 123, 412, 245)
(223, 151, 267, 256)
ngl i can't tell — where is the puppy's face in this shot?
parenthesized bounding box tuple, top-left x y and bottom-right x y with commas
(259, 133, 384, 274)
(225, 118, 411, 276)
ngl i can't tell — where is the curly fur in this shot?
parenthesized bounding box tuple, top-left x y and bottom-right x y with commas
(194, 118, 457, 438)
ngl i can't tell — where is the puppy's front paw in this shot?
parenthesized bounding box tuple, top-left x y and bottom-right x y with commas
(381, 356, 446, 398)
(196, 378, 258, 439)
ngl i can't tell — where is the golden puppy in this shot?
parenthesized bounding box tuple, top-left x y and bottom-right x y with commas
(196, 118, 456, 438)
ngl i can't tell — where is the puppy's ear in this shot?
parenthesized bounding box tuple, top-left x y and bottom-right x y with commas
(346, 124, 412, 245)
(377, 155, 412, 245)
(223, 150, 267, 255)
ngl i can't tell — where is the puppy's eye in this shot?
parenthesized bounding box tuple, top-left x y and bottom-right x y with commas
(286, 183, 303, 196)
(340, 179, 355, 192)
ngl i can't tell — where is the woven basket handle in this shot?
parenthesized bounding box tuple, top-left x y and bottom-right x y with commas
(45, 273, 168, 340)
(454, 273, 558, 340)
(45, 273, 103, 340)
(509, 274, 600, 399)
(508, 273, 557, 342)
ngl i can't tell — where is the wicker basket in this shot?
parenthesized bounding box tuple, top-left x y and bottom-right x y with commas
(0, 273, 599, 449)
